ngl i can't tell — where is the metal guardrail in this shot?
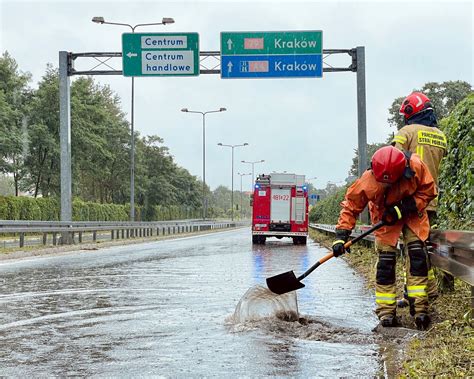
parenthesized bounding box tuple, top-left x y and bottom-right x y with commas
(0, 220, 248, 248)
(310, 223, 474, 307)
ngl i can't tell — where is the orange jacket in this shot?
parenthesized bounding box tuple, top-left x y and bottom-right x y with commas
(336, 154, 437, 247)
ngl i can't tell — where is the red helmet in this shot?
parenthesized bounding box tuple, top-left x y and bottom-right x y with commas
(371, 146, 406, 183)
(399, 92, 433, 120)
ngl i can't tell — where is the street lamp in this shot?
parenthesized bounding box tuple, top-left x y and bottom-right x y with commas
(237, 172, 252, 220)
(92, 16, 174, 222)
(218, 143, 249, 221)
(181, 108, 227, 219)
(241, 159, 265, 189)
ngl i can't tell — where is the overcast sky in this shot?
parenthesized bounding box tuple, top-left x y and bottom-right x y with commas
(1, 0, 472, 192)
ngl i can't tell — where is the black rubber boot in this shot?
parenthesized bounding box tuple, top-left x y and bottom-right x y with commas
(380, 314, 398, 327)
(415, 314, 431, 330)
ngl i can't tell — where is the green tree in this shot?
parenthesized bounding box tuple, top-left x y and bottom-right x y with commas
(387, 81, 473, 131)
(0, 51, 32, 195)
(22, 65, 60, 197)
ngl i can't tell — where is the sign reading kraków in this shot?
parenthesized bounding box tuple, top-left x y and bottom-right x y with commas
(220, 31, 322, 79)
(122, 33, 199, 77)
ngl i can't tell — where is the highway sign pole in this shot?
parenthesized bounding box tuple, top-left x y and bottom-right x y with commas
(356, 46, 369, 224)
(59, 51, 72, 224)
(59, 51, 73, 244)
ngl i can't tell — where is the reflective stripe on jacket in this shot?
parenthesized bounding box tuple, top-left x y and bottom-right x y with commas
(336, 154, 437, 247)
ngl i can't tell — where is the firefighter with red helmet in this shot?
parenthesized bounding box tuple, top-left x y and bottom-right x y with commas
(332, 146, 436, 330)
(394, 92, 451, 299)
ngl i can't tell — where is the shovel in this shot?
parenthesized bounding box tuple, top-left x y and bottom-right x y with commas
(266, 221, 385, 295)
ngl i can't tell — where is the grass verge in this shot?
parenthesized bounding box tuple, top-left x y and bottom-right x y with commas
(310, 228, 473, 377)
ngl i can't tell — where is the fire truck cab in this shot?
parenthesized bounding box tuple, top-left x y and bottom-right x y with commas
(251, 173, 309, 245)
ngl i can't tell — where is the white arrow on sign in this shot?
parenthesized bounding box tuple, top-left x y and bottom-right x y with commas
(227, 61, 233, 73)
(126, 52, 138, 58)
(227, 39, 233, 50)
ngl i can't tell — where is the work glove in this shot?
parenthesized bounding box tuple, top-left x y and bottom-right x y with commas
(332, 229, 351, 257)
(382, 196, 418, 225)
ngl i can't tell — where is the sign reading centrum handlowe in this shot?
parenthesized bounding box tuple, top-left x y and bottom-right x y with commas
(221, 31, 322, 79)
(122, 33, 199, 77)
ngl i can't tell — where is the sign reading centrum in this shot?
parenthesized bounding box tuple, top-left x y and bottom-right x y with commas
(220, 31, 322, 79)
(122, 33, 199, 77)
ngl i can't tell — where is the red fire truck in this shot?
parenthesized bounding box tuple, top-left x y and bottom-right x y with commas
(251, 173, 309, 245)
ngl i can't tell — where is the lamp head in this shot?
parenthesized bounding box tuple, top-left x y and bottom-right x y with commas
(243, 143, 249, 146)
(219, 108, 227, 112)
(162, 17, 175, 24)
(181, 108, 188, 112)
(92, 16, 105, 24)
(217, 143, 223, 146)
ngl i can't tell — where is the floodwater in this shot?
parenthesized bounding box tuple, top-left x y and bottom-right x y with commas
(0, 228, 382, 377)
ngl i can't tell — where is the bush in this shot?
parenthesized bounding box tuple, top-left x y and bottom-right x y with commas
(309, 186, 347, 224)
(438, 94, 474, 230)
(0, 196, 199, 221)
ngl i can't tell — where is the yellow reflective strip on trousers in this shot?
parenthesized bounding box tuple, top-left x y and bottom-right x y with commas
(394, 206, 402, 219)
(375, 292, 396, 304)
(407, 285, 427, 297)
(428, 269, 435, 280)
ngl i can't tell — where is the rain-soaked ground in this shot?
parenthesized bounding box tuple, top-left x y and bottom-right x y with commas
(0, 228, 386, 377)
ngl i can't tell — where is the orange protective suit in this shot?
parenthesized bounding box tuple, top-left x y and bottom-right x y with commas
(336, 154, 437, 246)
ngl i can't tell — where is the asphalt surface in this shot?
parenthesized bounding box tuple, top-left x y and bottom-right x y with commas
(0, 228, 381, 377)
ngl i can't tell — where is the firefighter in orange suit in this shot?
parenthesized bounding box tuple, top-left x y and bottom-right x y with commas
(393, 91, 450, 299)
(332, 146, 436, 330)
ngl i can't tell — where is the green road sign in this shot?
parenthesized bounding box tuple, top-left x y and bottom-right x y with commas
(122, 33, 200, 77)
(221, 31, 322, 55)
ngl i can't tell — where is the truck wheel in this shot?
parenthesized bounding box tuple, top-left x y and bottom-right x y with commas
(252, 236, 259, 244)
(292, 237, 299, 245)
(259, 236, 266, 245)
(300, 237, 307, 245)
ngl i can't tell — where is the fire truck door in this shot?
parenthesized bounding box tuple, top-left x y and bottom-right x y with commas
(292, 197, 306, 222)
(271, 188, 291, 223)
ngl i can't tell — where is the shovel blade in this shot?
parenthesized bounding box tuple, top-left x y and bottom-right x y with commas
(266, 270, 305, 295)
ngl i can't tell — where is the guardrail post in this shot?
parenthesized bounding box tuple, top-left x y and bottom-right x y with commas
(53, 233, 57, 246)
(93, 231, 97, 242)
(111, 230, 114, 240)
(126, 229, 130, 238)
(43, 233, 47, 245)
(19, 233, 25, 248)
(78, 231, 82, 243)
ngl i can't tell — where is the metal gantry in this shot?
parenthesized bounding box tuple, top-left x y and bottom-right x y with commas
(59, 48, 367, 225)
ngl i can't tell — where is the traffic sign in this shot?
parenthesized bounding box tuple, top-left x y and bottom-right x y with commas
(220, 31, 322, 79)
(122, 33, 199, 77)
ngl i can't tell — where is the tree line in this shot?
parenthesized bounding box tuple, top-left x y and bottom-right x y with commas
(0, 52, 250, 220)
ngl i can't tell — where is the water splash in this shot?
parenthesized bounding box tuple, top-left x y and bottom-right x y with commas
(231, 285, 299, 324)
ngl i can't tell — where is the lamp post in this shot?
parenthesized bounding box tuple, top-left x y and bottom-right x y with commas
(218, 143, 249, 221)
(241, 159, 265, 189)
(92, 16, 174, 221)
(181, 108, 227, 219)
(237, 172, 252, 220)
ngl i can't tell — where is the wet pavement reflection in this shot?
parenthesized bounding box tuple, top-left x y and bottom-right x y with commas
(0, 228, 381, 377)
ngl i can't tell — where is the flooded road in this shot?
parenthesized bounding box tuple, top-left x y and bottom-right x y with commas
(0, 228, 381, 377)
